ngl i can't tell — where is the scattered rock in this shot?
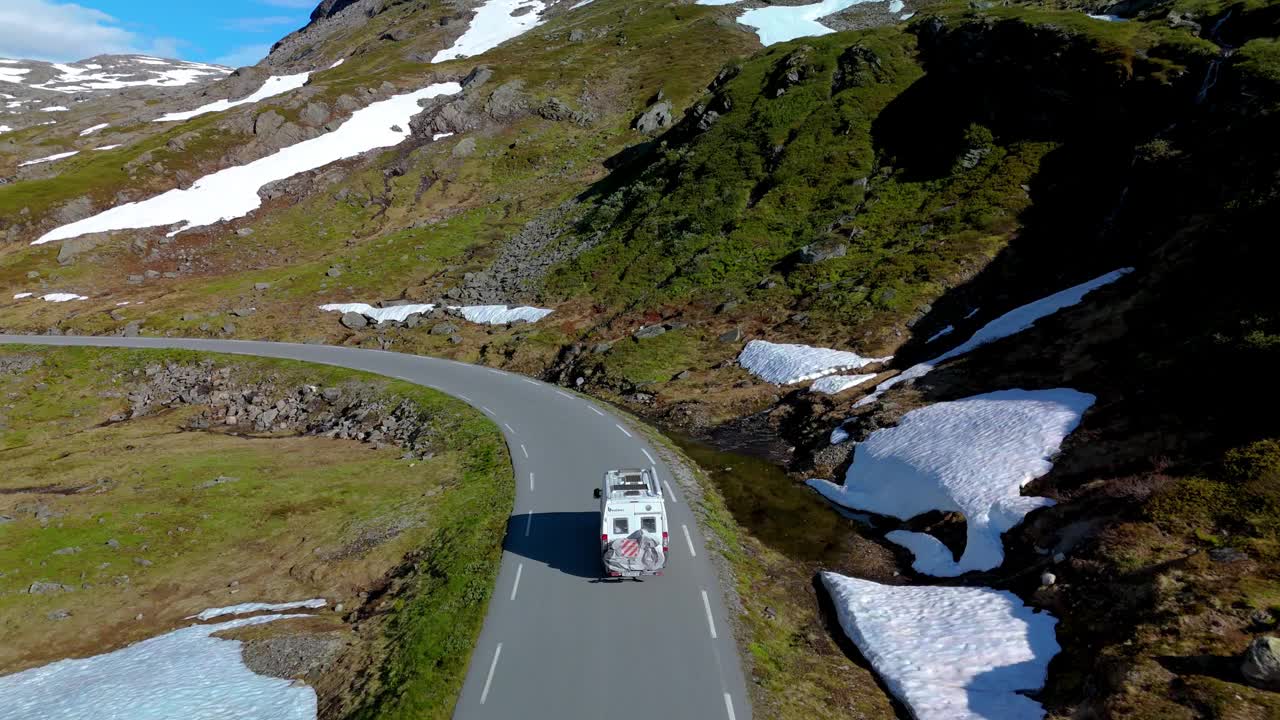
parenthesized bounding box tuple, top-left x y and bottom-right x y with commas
(200, 475, 239, 489)
(715, 301, 738, 314)
(633, 100, 673, 133)
(795, 240, 848, 264)
(717, 328, 744, 343)
(1040, 572, 1056, 587)
(326, 266, 343, 278)
(29, 581, 75, 594)
(448, 334, 463, 345)
(254, 282, 271, 291)
(52, 547, 81, 556)
(430, 323, 459, 336)
(47, 609, 71, 621)
(237, 228, 255, 237)
(634, 325, 666, 339)
(340, 312, 367, 330)
(134, 557, 153, 567)
(221, 323, 237, 334)
(230, 307, 256, 318)
(452, 137, 477, 158)
(674, 370, 691, 381)
(105, 538, 120, 549)
(1242, 636, 1280, 690)
(122, 321, 142, 338)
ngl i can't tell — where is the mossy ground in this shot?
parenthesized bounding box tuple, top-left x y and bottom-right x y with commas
(0, 347, 512, 720)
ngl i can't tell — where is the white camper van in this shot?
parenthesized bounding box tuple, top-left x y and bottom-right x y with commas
(593, 468, 669, 578)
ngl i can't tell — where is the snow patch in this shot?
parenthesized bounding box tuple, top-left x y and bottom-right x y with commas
(457, 305, 554, 324)
(190, 598, 326, 621)
(0, 125, 10, 133)
(738, 339, 889, 385)
(888, 0, 904, 12)
(432, 0, 547, 63)
(36, 82, 462, 245)
(926, 325, 954, 343)
(821, 572, 1059, 720)
(41, 293, 88, 302)
(155, 71, 311, 122)
(19, 150, 79, 167)
(0, 614, 316, 720)
(855, 269, 1132, 407)
(695, 0, 743, 4)
(810, 373, 877, 395)
(95, 144, 124, 151)
(12, 292, 33, 299)
(1087, 13, 1126, 21)
(318, 302, 553, 325)
(433, 132, 454, 141)
(736, 0, 875, 46)
(79, 123, 109, 136)
(328, 58, 345, 69)
(40, 105, 69, 112)
(809, 389, 1094, 575)
(569, 0, 597, 8)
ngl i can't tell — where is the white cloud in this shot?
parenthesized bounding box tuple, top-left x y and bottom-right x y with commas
(0, 0, 185, 62)
(212, 43, 272, 69)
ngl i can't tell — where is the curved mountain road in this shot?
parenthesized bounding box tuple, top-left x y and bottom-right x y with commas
(0, 335, 751, 720)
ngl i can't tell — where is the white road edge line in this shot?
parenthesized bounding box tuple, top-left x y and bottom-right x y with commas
(724, 693, 737, 720)
(641, 448, 655, 464)
(504, 422, 516, 434)
(664, 480, 679, 504)
(701, 590, 718, 639)
(522, 378, 539, 386)
(458, 393, 473, 402)
(682, 524, 697, 557)
(520, 444, 529, 458)
(555, 390, 573, 399)
(615, 423, 632, 438)
(530, 472, 535, 491)
(525, 511, 533, 536)
(481, 406, 495, 416)
(480, 643, 502, 704)
(510, 563, 524, 601)
(589, 406, 605, 416)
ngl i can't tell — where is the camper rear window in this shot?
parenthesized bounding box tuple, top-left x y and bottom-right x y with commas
(641, 517, 657, 533)
(613, 518, 629, 534)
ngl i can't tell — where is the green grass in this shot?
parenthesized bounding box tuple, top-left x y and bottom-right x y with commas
(603, 329, 701, 384)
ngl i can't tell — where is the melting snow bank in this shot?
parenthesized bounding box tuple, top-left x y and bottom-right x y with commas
(12, 292, 32, 299)
(738, 339, 890, 384)
(40, 293, 88, 302)
(191, 598, 326, 621)
(155, 71, 311, 122)
(810, 373, 877, 395)
(0, 614, 316, 719)
(432, 0, 547, 63)
(821, 573, 1059, 720)
(79, 123, 109, 136)
(720, 0, 875, 46)
(852, 268, 1132, 409)
(319, 302, 553, 325)
(810, 389, 1094, 575)
(36, 82, 462, 245)
(18, 150, 79, 167)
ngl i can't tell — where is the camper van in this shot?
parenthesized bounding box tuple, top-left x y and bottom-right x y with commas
(592, 468, 669, 578)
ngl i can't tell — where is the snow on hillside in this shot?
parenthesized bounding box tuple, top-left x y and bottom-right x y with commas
(432, 0, 547, 63)
(809, 389, 1095, 576)
(79, 123, 109, 136)
(318, 302, 554, 325)
(851, 268, 1132, 409)
(810, 373, 877, 395)
(698, 0, 875, 45)
(0, 614, 316, 719)
(738, 339, 889, 384)
(191, 598, 327, 621)
(821, 573, 1060, 720)
(0, 56, 229, 93)
(18, 150, 78, 167)
(156, 71, 311, 122)
(35, 82, 463, 245)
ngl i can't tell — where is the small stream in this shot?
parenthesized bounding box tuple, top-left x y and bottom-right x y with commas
(670, 432, 865, 565)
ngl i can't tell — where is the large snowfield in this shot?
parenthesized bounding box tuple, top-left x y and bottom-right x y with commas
(738, 339, 889, 384)
(697, 0, 875, 46)
(0, 56, 229, 93)
(155, 72, 311, 123)
(0, 614, 317, 720)
(319, 302, 554, 325)
(432, 0, 547, 63)
(35, 82, 463, 245)
(821, 573, 1060, 720)
(809, 389, 1095, 576)
(852, 268, 1132, 409)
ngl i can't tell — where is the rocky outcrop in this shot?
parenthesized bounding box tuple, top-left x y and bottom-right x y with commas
(451, 200, 592, 304)
(633, 100, 673, 133)
(1242, 636, 1280, 690)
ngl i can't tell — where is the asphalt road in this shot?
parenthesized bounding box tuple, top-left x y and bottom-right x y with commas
(0, 335, 752, 720)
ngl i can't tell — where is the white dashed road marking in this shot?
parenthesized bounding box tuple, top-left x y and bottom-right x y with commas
(664, 480, 679, 504)
(641, 448, 655, 464)
(724, 693, 737, 720)
(481, 406, 495, 416)
(590, 406, 605, 416)
(555, 390, 573, 399)
(522, 378, 539, 386)
(615, 424, 632, 438)
(458, 393, 473, 402)
(480, 643, 502, 704)
(510, 563, 524, 601)
(530, 472, 535, 491)
(701, 590, 718, 639)
(520, 444, 528, 458)
(682, 524, 697, 557)
(504, 422, 516, 434)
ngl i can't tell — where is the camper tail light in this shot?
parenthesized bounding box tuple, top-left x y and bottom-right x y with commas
(662, 530, 669, 552)
(602, 534, 609, 542)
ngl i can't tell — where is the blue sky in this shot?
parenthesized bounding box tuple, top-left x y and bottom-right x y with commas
(0, 0, 318, 67)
